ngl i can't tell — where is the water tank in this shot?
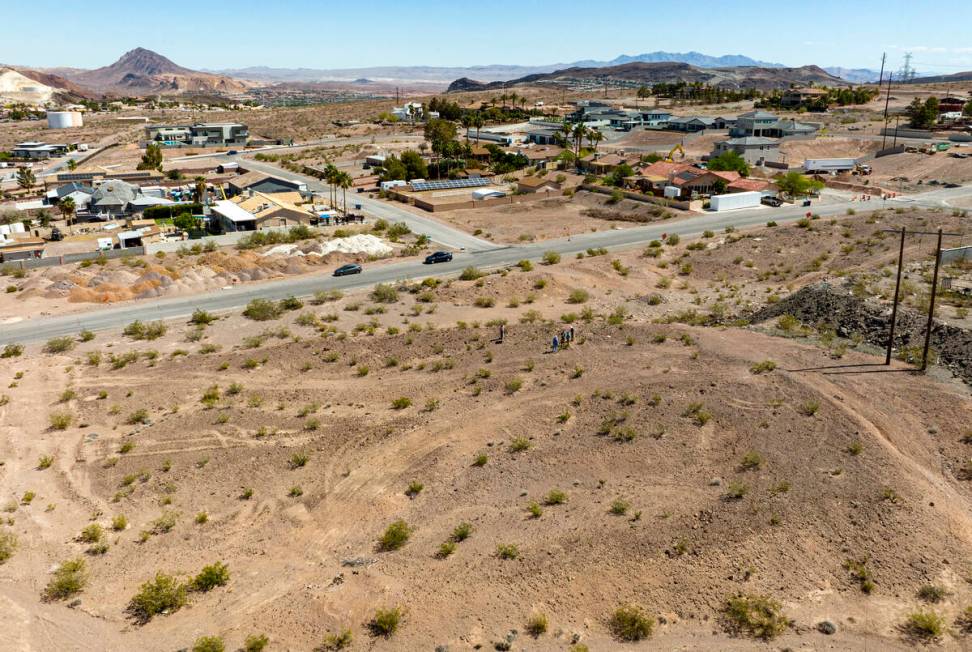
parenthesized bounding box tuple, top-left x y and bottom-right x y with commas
(47, 111, 83, 129)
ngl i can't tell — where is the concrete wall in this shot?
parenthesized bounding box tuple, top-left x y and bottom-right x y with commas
(579, 184, 698, 211)
(3, 246, 145, 270)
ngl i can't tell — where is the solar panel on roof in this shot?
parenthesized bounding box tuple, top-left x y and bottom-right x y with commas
(410, 178, 490, 192)
(57, 172, 98, 182)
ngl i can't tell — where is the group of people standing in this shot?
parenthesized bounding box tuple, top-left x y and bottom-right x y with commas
(552, 326, 575, 352)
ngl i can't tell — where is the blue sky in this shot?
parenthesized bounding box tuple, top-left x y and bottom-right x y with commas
(4, 0, 972, 72)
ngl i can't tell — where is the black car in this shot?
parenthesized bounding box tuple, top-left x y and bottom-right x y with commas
(761, 196, 782, 207)
(424, 251, 453, 264)
(333, 263, 362, 277)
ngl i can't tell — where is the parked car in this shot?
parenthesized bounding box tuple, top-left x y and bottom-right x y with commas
(333, 263, 362, 276)
(424, 251, 453, 264)
(761, 196, 783, 207)
(227, 150, 238, 156)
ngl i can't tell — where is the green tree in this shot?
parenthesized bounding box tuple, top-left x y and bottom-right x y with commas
(707, 150, 750, 176)
(964, 100, 972, 117)
(775, 171, 824, 197)
(173, 211, 198, 232)
(378, 155, 407, 182)
(138, 143, 164, 172)
(16, 166, 35, 191)
(424, 118, 458, 178)
(905, 97, 940, 129)
(66, 158, 77, 171)
(605, 163, 635, 187)
(337, 171, 353, 214)
(400, 150, 428, 180)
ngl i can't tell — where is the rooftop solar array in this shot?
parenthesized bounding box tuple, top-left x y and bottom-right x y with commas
(57, 172, 98, 182)
(410, 178, 490, 192)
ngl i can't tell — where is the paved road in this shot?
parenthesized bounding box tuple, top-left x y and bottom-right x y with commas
(2, 179, 968, 346)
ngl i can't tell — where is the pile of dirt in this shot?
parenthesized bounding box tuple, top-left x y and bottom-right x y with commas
(751, 280, 972, 383)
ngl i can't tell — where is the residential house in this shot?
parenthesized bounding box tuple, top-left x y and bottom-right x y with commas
(517, 145, 565, 170)
(115, 225, 164, 249)
(45, 183, 94, 209)
(731, 111, 818, 138)
(226, 171, 307, 197)
(640, 110, 673, 128)
(938, 97, 966, 114)
(465, 131, 514, 146)
(516, 175, 563, 194)
(781, 87, 828, 109)
(711, 136, 781, 165)
(525, 127, 563, 145)
(579, 153, 632, 175)
(12, 141, 69, 159)
(89, 180, 142, 217)
(391, 102, 424, 122)
(727, 177, 772, 193)
(730, 111, 780, 137)
(144, 123, 248, 147)
(211, 200, 260, 232)
(231, 191, 315, 227)
(676, 170, 741, 197)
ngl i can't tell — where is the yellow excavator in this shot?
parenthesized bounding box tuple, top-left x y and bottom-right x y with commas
(664, 143, 685, 162)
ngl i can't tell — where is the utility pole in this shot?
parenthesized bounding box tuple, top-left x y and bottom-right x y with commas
(882, 228, 960, 371)
(881, 72, 894, 150)
(885, 226, 905, 365)
(877, 52, 886, 88)
(921, 229, 944, 371)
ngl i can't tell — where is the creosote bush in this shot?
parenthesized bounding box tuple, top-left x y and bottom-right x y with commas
(722, 594, 790, 640)
(609, 604, 655, 641)
(496, 543, 520, 559)
(379, 520, 412, 551)
(526, 612, 549, 636)
(192, 636, 224, 652)
(190, 561, 230, 592)
(43, 558, 88, 601)
(370, 607, 402, 636)
(128, 572, 189, 622)
(902, 611, 946, 642)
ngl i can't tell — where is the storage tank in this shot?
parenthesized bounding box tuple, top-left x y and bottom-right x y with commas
(47, 111, 83, 129)
(709, 191, 762, 212)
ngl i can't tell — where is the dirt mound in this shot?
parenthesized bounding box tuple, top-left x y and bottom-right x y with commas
(751, 281, 972, 383)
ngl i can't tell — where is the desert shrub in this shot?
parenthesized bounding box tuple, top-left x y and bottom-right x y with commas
(451, 522, 472, 542)
(78, 329, 95, 342)
(391, 396, 412, 410)
(724, 481, 749, 500)
(473, 453, 488, 467)
(542, 251, 561, 265)
(123, 320, 167, 341)
(749, 360, 776, 374)
(49, 411, 73, 430)
(1, 343, 24, 358)
(112, 515, 128, 531)
(318, 628, 352, 650)
(508, 436, 530, 453)
(917, 584, 947, 603)
(371, 283, 399, 303)
(610, 498, 630, 515)
(459, 266, 482, 281)
(739, 451, 764, 471)
(190, 309, 216, 325)
(517, 259, 533, 272)
(567, 288, 589, 304)
(79, 523, 103, 544)
(496, 543, 519, 559)
(437, 541, 456, 558)
(527, 501, 543, 518)
(288, 485, 303, 497)
(0, 530, 17, 564)
(474, 296, 495, 308)
(902, 611, 945, 641)
(43, 558, 88, 601)
(126, 409, 149, 425)
(609, 604, 655, 641)
(128, 572, 188, 622)
(843, 558, 875, 593)
(243, 299, 283, 321)
(379, 520, 411, 551)
(192, 636, 224, 652)
(525, 612, 549, 636)
(505, 377, 523, 394)
(44, 336, 75, 353)
(405, 480, 424, 497)
(37, 454, 54, 470)
(190, 561, 229, 592)
(243, 634, 270, 652)
(544, 489, 567, 505)
(798, 400, 820, 416)
(289, 452, 309, 469)
(722, 594, 789, 640)
(151, 511, 177, 534)
(370, 607, 402, 636)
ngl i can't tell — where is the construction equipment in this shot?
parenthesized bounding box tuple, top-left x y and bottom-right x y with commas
(664, 143, 685, 162)
(853, 163, 872, 176)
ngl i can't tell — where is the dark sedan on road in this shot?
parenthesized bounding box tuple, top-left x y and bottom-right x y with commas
(333, 263, 363, 276)
(424, 251, 453, 264)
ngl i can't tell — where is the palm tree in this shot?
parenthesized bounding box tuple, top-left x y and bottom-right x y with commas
(508, 92, 519, 111)
(193, 176, 207, 204)
(323, 164, 339, 209)
(338, 171, 353, 215)
(470, 113, 484, 144)
(460, 114, 472, 142)
(66, 158, 77, 171)
(571, 123, 587, 171)
(588, 129, 604, 158)
(58, 196, 76, 233)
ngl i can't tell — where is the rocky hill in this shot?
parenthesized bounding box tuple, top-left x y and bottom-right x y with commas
(448, 61, 849, 93)
(66, 48, 250, 96)
(0, 67, 92, 104)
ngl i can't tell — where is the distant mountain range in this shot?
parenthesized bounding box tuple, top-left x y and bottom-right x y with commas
(447, 62, 850, 93)
(213, 52, 881, 85)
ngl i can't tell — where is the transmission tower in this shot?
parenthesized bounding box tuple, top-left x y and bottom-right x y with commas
(898, 53, 916, 82)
